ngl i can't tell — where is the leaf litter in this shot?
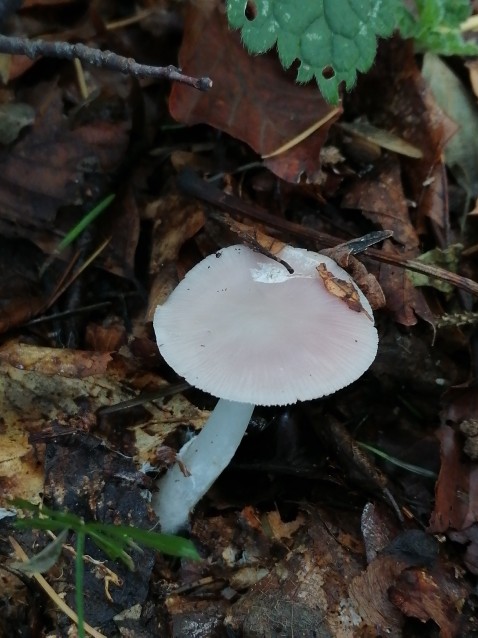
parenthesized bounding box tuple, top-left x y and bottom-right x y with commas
(1, 1, 478, 637)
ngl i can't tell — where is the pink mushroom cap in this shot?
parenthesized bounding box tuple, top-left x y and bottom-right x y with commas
(154, 245, 378, 406)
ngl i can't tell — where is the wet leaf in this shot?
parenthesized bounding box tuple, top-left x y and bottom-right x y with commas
(0, 81, 130, 233)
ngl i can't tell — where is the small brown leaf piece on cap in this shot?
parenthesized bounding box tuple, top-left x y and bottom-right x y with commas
(321, 245, 386, 311)
(317, 263, 373, 321)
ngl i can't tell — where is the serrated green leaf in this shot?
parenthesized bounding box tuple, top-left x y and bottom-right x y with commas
(397, 0, 478, 57)
(226, 0, 400, 103)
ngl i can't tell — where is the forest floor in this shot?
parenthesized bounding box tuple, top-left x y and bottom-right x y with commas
(1, 1, 478, 637)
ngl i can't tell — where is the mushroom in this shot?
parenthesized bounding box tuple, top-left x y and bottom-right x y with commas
(152, 244, 378, 532)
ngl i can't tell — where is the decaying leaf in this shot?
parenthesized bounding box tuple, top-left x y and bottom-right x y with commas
(389, 567, 468, 638)
(374, 240, 435, 326)
(317, 262, 373, 321)
(0, 350, 208, 506)
(0, 341, 112, 378)
(321, 244, 386, 311)
(342, 155, 419, 248)
(338, 119, 423, 159)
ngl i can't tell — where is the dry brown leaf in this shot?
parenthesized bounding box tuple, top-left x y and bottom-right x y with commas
(373, 240, 435, 326)
(0, 357, 208, 505)
(221, 217, 287, 258)
(321, 245, 386, 311)
(342, 155, 419, 248)
(147, 193, 206, 316)
(317, 262, 373, 320)
(169, 5, 341, 184)
(429, 425, 478, 533)
(0, 342, 112, 378)
(352, 39, 456, 237)
(265, 510, 305, 540)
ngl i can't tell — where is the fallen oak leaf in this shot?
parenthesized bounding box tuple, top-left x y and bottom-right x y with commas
(317, 263, 373, 321)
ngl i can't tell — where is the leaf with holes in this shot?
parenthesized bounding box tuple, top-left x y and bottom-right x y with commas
(226, 0, 399, 104)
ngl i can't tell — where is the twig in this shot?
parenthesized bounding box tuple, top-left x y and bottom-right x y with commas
(178, 170, 478, 298)
(0, 35, 212, 91)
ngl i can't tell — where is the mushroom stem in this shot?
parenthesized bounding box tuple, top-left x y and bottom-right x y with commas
(151, 399, 254, 533)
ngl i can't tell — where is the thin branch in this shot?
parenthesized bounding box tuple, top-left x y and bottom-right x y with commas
(0, 35, 212, 91)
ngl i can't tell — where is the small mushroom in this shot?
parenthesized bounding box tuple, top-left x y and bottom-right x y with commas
(152, 245, 378, 532)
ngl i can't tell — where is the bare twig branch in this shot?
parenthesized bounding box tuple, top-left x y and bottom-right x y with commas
(0, 35, 212, 90)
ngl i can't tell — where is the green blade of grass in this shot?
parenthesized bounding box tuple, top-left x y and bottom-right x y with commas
(358, 442, 437, 478)
(85, 527, 135, 570)
(15, 517, 73, 533)
(105, 524, 200, 560)
(56, 194, 115, 254)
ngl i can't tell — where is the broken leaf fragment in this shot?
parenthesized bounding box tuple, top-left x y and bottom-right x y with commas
(338, 119, 423, 158)
(317, 263, 373, 321)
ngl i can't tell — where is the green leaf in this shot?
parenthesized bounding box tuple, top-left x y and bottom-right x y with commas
(107, 525, 201, 561)
(397, 0, 478, 56)
(358, 442, 437, 478)
(12, 499, 200, 562)
(226, 0, 399, 103)
(407, 244, 463, 294)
